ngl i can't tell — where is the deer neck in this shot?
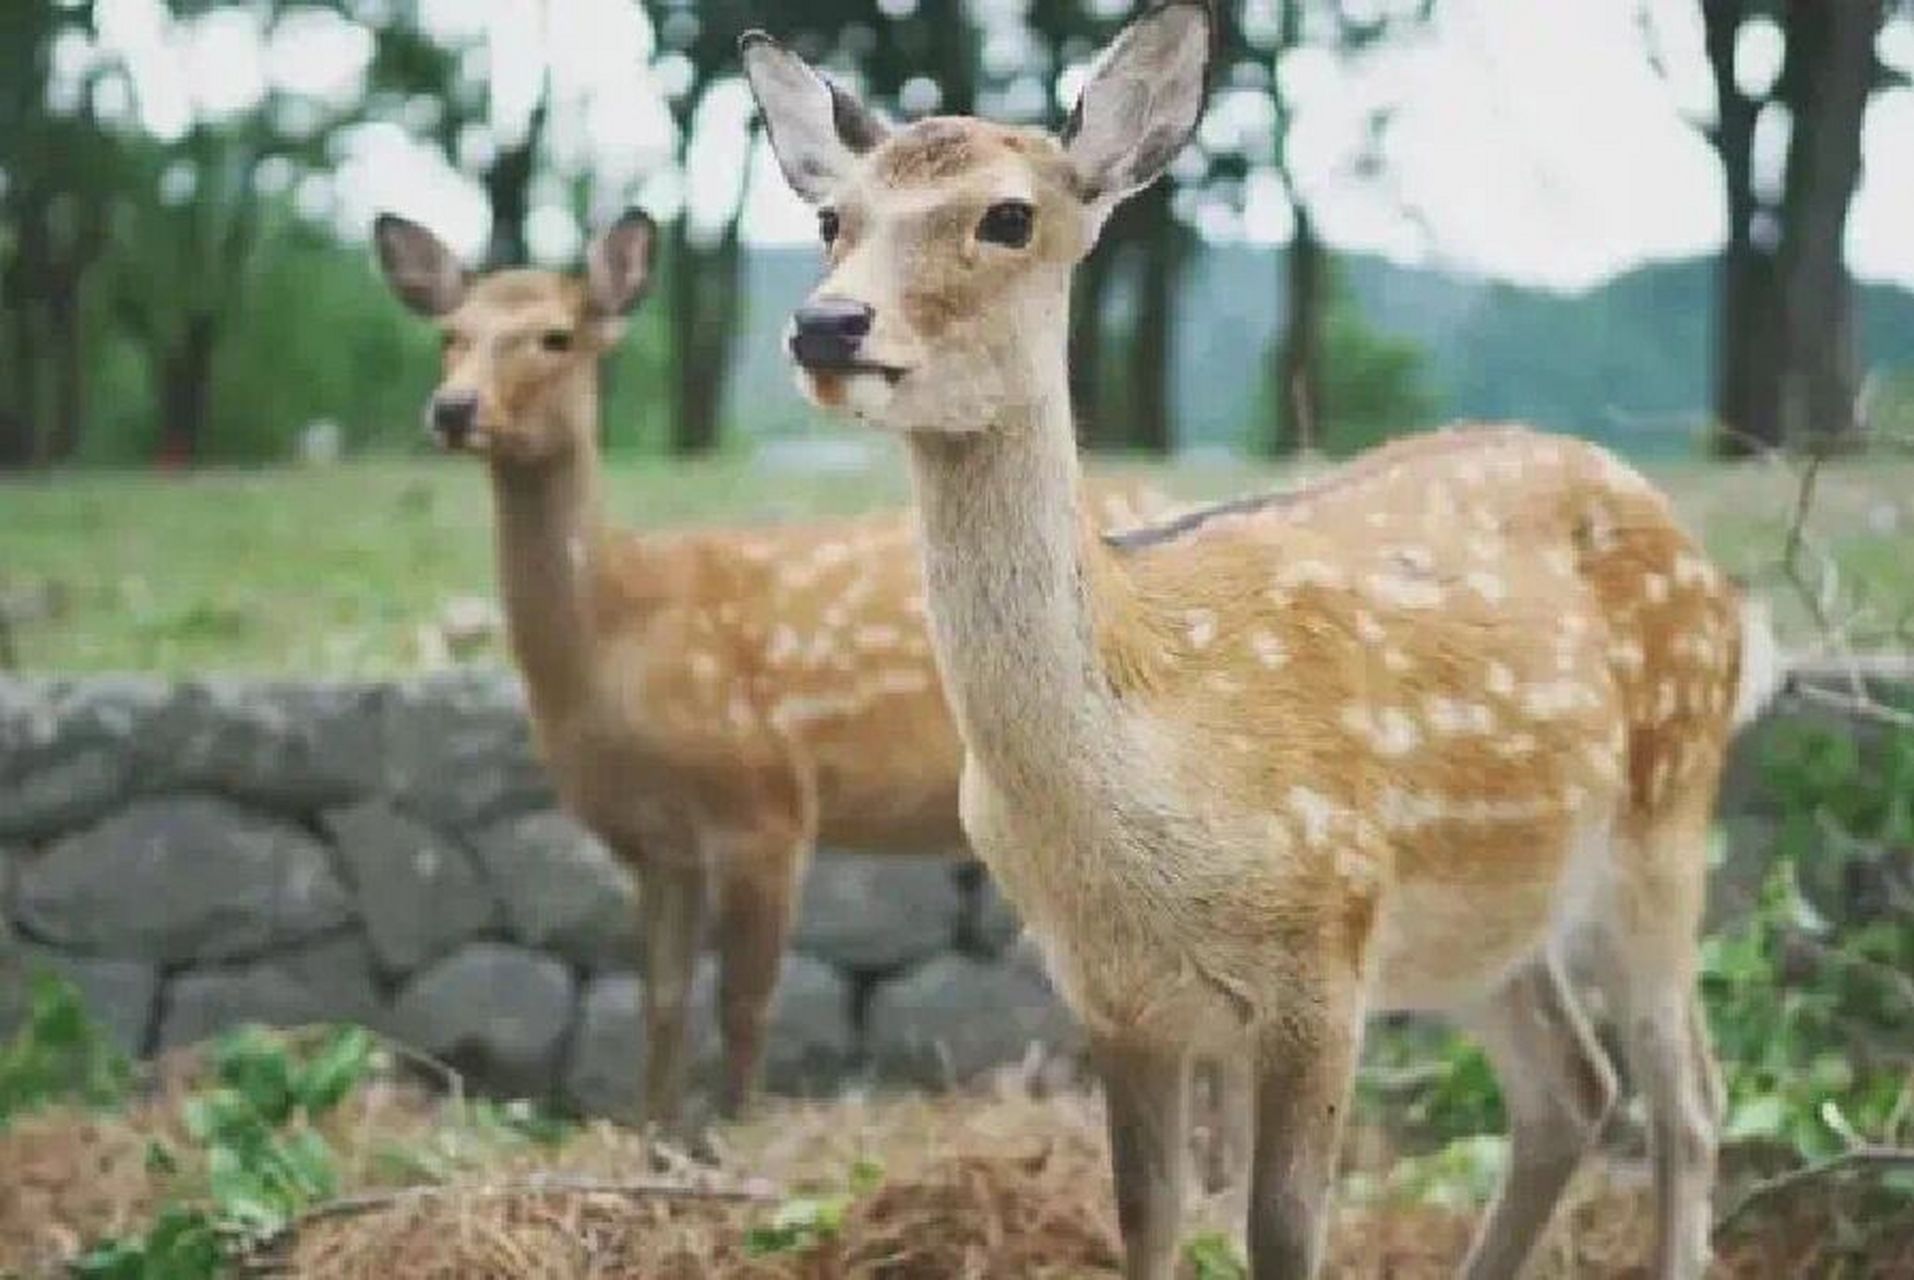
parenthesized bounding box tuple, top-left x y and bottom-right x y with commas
(903, 347, 1141, 814)
(488, 412, 606, 722)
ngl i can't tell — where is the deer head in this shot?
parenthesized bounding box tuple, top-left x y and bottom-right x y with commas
(373, 211, 655, 463)
(742, 1, 1211, 435)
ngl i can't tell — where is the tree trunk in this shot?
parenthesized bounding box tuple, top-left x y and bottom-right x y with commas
(1776, 0, 1878, 450)
(0, 301, 41, 468)
(47, 284, 84, 463)
(158, 313, 217, 466)
(1274, 205, 1326, 456)
(1128, 181, 1175, 455)
(667, 219, 745, 455)
(1704, 0, 1787, 456)
(1069, 244, 1113, 448)
(483, 97, 547, 270)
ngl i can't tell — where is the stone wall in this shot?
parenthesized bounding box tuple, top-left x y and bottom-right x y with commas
(1, 666, 1905, 1117)
(0, 672, 1069, 1118)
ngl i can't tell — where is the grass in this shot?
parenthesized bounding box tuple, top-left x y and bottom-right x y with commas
(2, 448, 1910, 676)
(2, 1035, 1900, 1279)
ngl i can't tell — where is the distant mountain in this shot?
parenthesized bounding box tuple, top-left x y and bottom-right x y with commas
(728, 246, 1914, 459)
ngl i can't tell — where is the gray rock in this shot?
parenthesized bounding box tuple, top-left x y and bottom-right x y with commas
(16, 796, 351, 963)
(469, 811, 638, 969)
(762, 953, 855, 1092)
(868, 949, 1077, 1084)
(0, 678, 166, 840)
(952, 861, 1023, 958)
(158, 967, 332, 1048)
(8, 947, 159, 1054)
(156, 932, 386, 1048)
(390, 942, 575, 1098)
(142, 680, 384, 809)
(561, 963, 718, 1120)
(380, 672, 553, 829)
(323, 800, 496, 975)
(795, 852, 962, 972)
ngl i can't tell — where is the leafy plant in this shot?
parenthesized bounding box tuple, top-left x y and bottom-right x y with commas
(742, 1159, 884, 1257)
(71, 1024, 375, 1277)
(1184, 1229, 1247, 1279)
(0, 969, 131, 1126)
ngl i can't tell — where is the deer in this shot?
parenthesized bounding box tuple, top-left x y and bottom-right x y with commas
(744, 4, 1784, 1276)
(370, 210, 1166, 1135)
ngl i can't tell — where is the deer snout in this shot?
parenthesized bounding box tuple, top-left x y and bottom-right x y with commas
(789, 295, 875, 370)
(427, 390, 481, 449)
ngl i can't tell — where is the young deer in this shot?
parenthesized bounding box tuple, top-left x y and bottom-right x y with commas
(372, 212, 1161, 1132)
(746, 5, 1781, 1277)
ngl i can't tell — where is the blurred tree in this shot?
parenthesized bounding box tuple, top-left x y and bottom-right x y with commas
(1223, 0, 1434, 456)
(1653, 0, 1909, 454)
(0, 0, 121, 468)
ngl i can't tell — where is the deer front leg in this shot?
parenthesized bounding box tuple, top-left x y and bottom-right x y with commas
(1097, 1037, 1192, 1280)
(1199, 1054, 1255, 1258)
(1248, 992, 1360, 1280)
(637, 858, 709, 1135)
(712, 831, 805, 1118)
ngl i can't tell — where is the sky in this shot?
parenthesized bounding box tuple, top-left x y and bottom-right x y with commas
(65, 0, 1914, 293)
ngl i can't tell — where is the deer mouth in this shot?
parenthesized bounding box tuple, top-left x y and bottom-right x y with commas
(792, 353, 908, 386)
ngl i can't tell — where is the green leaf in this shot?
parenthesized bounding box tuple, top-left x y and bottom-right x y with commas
(293, 1026, 373, 1116)
(1727, 1093, 1787, 1141)
(1184, 1230, 1248, 1279)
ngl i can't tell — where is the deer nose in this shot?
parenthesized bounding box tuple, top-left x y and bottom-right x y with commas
(429, 391, 479, 447)
(789, 296, 874, 369)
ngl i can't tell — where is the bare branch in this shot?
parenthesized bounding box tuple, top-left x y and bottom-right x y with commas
(1714, 1146, 1914, 1237)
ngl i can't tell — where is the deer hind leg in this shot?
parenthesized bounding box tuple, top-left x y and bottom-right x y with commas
(1197, 1054, 1254, 1259)
(638, 858, 709, 1136)
(1591, 821, 1718, 1280)
(1096, 1038, 1192, 1280)
(1457, 954, 1617, 1280)
(712, 833, 805, 1118)
(1247, 988, 1361, 1280)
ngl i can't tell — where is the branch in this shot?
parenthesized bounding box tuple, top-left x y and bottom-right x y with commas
(239, 1174, 779, 1266)
(1713, 1146, 1914, 1237)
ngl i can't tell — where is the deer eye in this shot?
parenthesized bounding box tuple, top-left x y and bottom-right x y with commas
(977, 200, 1034, 248)
(817, 208, 841, 246)
(540, 329, 573, 353)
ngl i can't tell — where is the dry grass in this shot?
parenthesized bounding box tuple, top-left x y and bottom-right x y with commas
(3, 1049, 1909, 1279)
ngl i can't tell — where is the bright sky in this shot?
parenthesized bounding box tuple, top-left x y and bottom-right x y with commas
(67, 0, 1914, 292)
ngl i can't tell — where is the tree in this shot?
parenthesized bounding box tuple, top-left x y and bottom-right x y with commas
(1222, 0, 1435, 456)
(1651, 0, 1909, 454)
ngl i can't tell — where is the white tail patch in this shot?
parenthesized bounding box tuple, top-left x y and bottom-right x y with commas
(1732, 595, 1785, 728)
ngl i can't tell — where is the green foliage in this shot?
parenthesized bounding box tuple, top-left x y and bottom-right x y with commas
(1183, 1229, 1247, 1279)
(72, 1024, 375, 1279)
(741, 1159, 883, 1257)
(1702, 719, 1914, 1164)
(0, 970, 132, 1126)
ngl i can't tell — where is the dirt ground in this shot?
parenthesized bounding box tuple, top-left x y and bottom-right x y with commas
(1, 1053, 1908, 1279)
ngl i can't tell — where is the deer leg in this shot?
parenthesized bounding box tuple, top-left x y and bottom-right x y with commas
(638, 858, 709, 1136)
(1198, 1054, 1254, 1259)
(712, 834, 804, 1118)
(1247, 993, 1359, 1280)
(1592, 826, 1718, 1280)
(1457, 954, 1617, 1280)
(1097, 1038, 1192, 1280)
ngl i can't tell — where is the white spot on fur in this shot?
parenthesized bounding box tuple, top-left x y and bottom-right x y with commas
(1185, 608, 1218, 650)
(1355, 610, 1387, 643)
(1464, 571, 1507, 604)
(1383, 647, 1412, 673)
(1492, 732, 1540, 758)
(1288, 786, 1340, 846)
(1426, 696, 1495, 735)
(1643, 573, 1671, 603)
(1364, 572, 1444, 610)
(854, 624, 903, 651)
(1249, 630, 1289, 668)
(766, 625, 801, 666)
(1487, 662, 1517, 697)
(689, 652, 720, 683)
(1522, 680, 1594, 719)
(1542, 548, 1576, 577)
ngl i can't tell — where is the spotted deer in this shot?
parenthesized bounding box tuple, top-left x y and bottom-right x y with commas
(745, 4, 1783, 1277)
(371, 211, 1164, 1132)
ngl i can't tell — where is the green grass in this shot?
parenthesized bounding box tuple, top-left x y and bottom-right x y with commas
(2, 451, 1909, 676)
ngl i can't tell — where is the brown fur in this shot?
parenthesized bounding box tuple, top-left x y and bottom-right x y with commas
(750, 11, 1759, 1272)
(387, 246, 1163, 1130)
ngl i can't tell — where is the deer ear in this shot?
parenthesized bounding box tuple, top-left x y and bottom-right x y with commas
(740, 31, 889, 204)
(584, 209, 656, 318)
(373, 214, 468, 317)
(1062, 1, 1211, 230)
